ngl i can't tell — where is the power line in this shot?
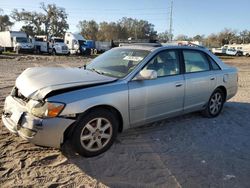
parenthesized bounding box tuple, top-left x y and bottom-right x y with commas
(169, 0, 173, 41)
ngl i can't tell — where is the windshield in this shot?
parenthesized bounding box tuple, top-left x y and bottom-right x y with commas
(54, 38, 64, 43)
(16, 37, 28, 43)
(87, 48, 150, 78)
(79, 40, 86, 46)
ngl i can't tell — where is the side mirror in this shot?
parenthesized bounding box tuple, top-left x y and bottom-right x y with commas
(133, 69, 157, 81)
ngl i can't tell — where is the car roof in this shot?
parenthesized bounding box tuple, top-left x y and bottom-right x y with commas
(118, 43, 210, 53)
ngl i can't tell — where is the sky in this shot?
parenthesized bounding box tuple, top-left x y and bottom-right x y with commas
(0, 0, 250, 37)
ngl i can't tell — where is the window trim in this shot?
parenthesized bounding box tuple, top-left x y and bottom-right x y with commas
(181, 49, 213, 74)
(206, 55, 222, 71)
(140, 49, 182, 78)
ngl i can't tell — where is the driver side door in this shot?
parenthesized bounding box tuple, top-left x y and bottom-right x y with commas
(128, 50, 185, 127)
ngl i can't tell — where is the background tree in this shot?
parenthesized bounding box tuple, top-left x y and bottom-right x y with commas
(157, 31, 170, 42)
(175, 34, 190, 41)
(78, 17, 157, 41)
(40, 2, 68, 37)
(118, 17, 157, 40)
(11, 2, 68, 37)
(203, 33, 220, 48)
(217, 28, 237, 45)
(0, 9, 14, 31)
(78, 20, 99, 40)
(240, 30, 250, 44)
(98, 22, 120, 41)
(20, 25, 37, 36)
(192, 34, 204, 42)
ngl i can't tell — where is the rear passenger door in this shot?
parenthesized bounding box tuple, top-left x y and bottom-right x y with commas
(183, 50, 216, 113)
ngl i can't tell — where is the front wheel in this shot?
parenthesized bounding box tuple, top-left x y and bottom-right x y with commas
(71, 109, 118, 157)
(203, 89, 225, 118)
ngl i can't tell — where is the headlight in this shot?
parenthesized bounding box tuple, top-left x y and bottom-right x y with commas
(29, 101, 65, 118)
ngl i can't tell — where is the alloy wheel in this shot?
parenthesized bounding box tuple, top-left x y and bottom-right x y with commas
(209, 92, 223, 115)
(80, 117, 113, 152)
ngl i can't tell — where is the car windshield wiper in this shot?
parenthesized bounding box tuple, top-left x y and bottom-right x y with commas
(86, 68, 118, 78)
(88, 68, 105, 75)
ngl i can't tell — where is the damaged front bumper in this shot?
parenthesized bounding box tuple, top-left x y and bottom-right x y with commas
(2, 95, 75, 148)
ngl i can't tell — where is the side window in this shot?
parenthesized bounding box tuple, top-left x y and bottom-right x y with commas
(208, 56, 221, 70)
(183, 50, 210, 73)
(144, 50, 180, 77)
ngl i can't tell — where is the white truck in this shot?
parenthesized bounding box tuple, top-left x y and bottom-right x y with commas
(225, 48, 243, 56)
(243, 51, 250, 57)
(64, 32, 88, 55)
(0, 31, 33, 53)
(65, 32, 112, 55)
(49, 37, 69, 55)
(30, 36, 51, 54)
(211, 47, 227, 55)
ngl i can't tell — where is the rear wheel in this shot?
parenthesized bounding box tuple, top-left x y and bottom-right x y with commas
(71, 109, 118, 157)
(203, 88, 225, 118)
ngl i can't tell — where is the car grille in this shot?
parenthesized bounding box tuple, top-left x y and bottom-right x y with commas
(62, 46, 68, 50)
(11, 87, 29, 103)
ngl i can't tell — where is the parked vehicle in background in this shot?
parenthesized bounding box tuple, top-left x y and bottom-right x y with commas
(30, 36, 51, 54)
(243, 50, 250, 57)
(0, 45, 3, 54)
(0, 31, 33, 53)
(2, 44, 238, 157)
(211, 47, 227, 55)
(49, 37, 69, 55)
(85, 40, 112, 55)
(226, 48, 243, 56)
(95, 41, 112, 53)
(64, 32, 112, 56)
(223, 43, 250, 52)
(64, 32, 90, 55)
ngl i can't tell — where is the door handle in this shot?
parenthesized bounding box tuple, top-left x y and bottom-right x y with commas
(175, 83, 183, 87)
(210, 77, 215, 80)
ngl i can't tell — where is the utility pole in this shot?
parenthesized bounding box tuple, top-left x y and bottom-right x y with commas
(169, 0, 173, 42)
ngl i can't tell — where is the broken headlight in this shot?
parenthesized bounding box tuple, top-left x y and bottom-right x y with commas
(28, 100, 65, 118)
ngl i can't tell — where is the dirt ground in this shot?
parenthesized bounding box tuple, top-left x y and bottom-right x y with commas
(0, 54, 249, 188)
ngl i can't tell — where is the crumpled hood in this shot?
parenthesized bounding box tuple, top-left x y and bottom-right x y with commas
(16, 67, 116, 99)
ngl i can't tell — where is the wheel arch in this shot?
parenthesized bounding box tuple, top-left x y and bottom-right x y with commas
(63, 104, 124, 143)
(215, 85, 227, 101)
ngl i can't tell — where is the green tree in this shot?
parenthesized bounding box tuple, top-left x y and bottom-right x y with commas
(157, 31, 170, 42)
(20, 25, 37, 36)
(218, 28, 237, 45)
(118, 17, 157, 40)
(11, 2, 68, 37)
(78, 20, 99, 40)
(40, 2, 68, 37)
(98, 22, 120, 41)
(240, 30, 250, 44)
(175, 34, 190, 41)
(0, 9, 14, 31)
(193, 34, 204, 42)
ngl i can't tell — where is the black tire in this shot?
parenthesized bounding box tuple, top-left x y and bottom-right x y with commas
(202, 88, 225, 118)
(52, 49, 56, 56)
(71, 109, 118, 157)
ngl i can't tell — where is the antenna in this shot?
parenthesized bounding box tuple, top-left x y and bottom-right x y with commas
(169, 0, 173, 41)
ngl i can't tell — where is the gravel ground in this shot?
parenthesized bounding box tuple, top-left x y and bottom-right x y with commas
(0, 55, 249, 188)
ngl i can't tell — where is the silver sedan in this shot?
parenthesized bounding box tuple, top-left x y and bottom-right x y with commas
(2, 44, 238, 157)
